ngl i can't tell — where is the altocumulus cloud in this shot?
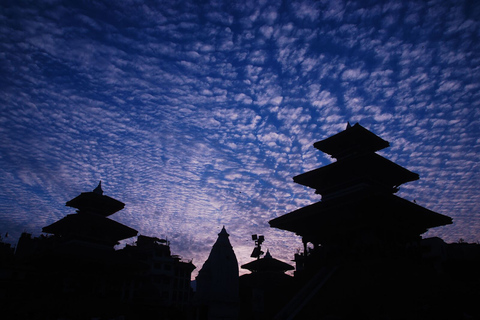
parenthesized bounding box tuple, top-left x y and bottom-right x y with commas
(0, 0, 479, 277)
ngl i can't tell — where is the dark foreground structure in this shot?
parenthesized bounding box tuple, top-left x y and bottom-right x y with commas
(195, 227, 239, 320)
(1, 124, 479, 320)
(239, 250, 295, 320)
(0, 183, 195, 320)
(268, 123, 479, 319)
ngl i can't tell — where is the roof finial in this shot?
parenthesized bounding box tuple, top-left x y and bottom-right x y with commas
(93, 181, 103, 195)
(219, 226, 229, 237)
(346, 122, 352, 129)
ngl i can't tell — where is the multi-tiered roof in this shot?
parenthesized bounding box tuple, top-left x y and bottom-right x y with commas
(241, 250, 294, 274)
(269, 123, 452, 248)
(42, 182, 137, 247)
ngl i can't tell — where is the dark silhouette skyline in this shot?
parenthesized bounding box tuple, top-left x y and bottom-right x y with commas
(1, 123, 479, 319)
(267, 123, 478, 319)
(1, 0, 479, 281)
(1, 184, 196, 319)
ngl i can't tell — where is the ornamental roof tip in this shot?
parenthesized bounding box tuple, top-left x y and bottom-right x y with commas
(218, 226, 229, 237)
(93, 181, 103, 195)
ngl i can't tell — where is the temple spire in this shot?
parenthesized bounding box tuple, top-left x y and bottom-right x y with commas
(219, 225, 229, 237)
(93, 181, 103, 195)
(195, 226, 239, 319)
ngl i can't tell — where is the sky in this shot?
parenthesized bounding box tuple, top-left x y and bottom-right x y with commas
(1, 0, 479, 278)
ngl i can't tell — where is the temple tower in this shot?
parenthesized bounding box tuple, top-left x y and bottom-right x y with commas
(11, 183, 140, 319)
(195, 226, 239, 320)
(269, 123, 452, 271)
(239, 250, 295, 320)
(42, 181, 137, 249)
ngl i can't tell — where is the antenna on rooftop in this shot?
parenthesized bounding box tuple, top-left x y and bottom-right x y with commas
(250, 234, 265, 259)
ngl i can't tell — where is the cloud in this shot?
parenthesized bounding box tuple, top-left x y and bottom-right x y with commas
(341, 68, 369, 81)
(290, 1, 320, 21)
(0, 0, 479, 279)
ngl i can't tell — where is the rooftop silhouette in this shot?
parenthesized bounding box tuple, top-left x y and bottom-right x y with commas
(195, 226, 239, 320)
(2, 183, 196, 320)
(270, 122, 452, 273)
(268, 123, 477, 320)
(0, 124, 479, 320)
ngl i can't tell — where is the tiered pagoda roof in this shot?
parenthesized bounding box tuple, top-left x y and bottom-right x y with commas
(293, 152, 419, 198)
(269, 123, 452, 245)
(241, 250, 294, 273)
(269, 192, 452, 244)
(42, 182, 137, 246)
(65, 181, 125, 216)
(313, 122, 389, 159)
(42, 212, 137, 244)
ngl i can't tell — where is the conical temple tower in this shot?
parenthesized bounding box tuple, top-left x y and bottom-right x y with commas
(269, 123, 452, 270)
(195, 226, 239, 320)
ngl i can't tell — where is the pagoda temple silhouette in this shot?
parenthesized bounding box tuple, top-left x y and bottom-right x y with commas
(6, 182, 196, 320)
(239, 249, 295, 320)
(41, 181, 138, 248)
(270, 123, 452, 273)
(268, 123, 466, 319)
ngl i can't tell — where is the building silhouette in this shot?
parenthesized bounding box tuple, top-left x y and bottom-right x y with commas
(270, 123, 452, 273)
(3, 182, 195, 320)
(195, 226, 239, 320)
(239, 250, 295, 320)
(121, 235, 196, 319)
(269, 123, 479, 319)
(2, 125, 480, 319)
(41, 181, 137, 250)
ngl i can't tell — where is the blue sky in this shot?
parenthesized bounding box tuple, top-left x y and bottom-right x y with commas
(1, 0, 479, 277)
